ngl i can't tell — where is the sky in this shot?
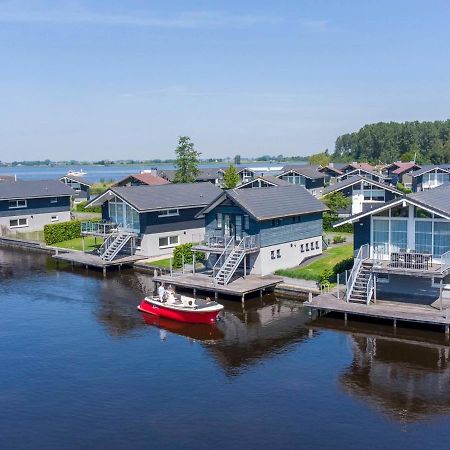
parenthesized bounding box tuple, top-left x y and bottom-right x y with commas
(1, 0, 450, 161)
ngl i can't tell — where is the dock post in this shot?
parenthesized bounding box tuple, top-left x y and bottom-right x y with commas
(260, 288, 263, 298)
(244, 256, 247, 278)
(103, 266, 106, 277)
(445, 325, 449, 336)
(374, 275, 377, 304)
(215, 291, 218, 301)
(440, 280, 444, 311)
(344, 312, 348, 325)
(241, 293, 245, 305)
(82, 236, 85, 252)
(193, 253, 196, 275)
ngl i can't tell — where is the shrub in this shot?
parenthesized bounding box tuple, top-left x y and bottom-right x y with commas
(318, 267, 334, 285)
(333, 235, 346, 244)
(332, 257, 354, 278)
(73, 201, 102, 213)
(44, 219, 100, 245)
(172, 243, 205, 268)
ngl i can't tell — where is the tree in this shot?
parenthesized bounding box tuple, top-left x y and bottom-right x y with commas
(309, 151, 331, 166)
(223, 165, 240, 189)
(234, 154, 241, 165)
(322, 192, 352, 231)
(173, 136, 201, 183)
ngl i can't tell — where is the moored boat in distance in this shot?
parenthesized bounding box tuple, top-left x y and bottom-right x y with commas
(138, 296, 224, 324)
(67, 169, 87, 177)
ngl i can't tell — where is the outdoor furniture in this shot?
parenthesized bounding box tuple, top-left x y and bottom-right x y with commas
(389, 251, 432, 270)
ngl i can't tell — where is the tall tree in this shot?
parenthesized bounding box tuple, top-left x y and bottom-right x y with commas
(173, 136, 201, 183)
(223, 165, 240, 189)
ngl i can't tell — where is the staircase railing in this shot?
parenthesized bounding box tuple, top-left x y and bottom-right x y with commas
(213, 236, 235, 279)
(346, 243, 369, 302)
(366, 272, 374, 305)
(98, 226, 120, 257)
(222, 237, 247, 285)
(440, 250, 450, 274)
(98, 223, 136, 261)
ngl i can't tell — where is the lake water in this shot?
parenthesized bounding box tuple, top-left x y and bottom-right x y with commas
(1, 246, 450, 449)
(0, 162, 297, 183)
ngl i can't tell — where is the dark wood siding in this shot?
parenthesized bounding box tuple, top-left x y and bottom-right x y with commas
(0, 196, 71, 217)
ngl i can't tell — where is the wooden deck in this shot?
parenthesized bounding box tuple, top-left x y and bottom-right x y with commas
(53, 250, 146, 273)
(370, 259, 449, 278)
(308, 291, 450, 332)
(152, 273, 283, 301)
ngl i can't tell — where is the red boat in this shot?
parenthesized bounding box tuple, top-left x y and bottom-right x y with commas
(138, 295, 224, 324)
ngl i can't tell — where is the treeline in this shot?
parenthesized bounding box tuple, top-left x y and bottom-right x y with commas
(333, 120, 450, 164)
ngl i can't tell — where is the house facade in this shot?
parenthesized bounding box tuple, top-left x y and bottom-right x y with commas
(195, 185, 327, 279)
(85, 183, 221, 259)
(336, 167, 385, 184)
(59, 175, 92, 203)
(382, 162, 421, 187)
(112, 172, 170, 187)
(336, 186, 450, 305)
(276, 166, 326, 196)
(0, 180, 73, 234)
(411, 166, 450, 192)
(322, 176, 403, 216)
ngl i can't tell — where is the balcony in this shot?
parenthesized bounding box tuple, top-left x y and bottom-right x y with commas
(192, 234, 260, 253)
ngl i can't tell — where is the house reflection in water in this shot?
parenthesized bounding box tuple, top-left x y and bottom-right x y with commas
(340, 332, 450, 422)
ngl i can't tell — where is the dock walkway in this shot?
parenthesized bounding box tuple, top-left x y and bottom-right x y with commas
(308, 291, 450, 333)
(152, 273, 283, 302)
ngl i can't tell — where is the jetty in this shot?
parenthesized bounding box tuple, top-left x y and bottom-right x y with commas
(152, 273, 282, 303)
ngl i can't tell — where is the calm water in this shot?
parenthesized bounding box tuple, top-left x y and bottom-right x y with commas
(0, 162, 295, 183)
(1, 247, 450, 449)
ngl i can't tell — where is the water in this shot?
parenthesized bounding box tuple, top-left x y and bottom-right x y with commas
(1, 247, 450, 449)
(0, 162, 296, 183)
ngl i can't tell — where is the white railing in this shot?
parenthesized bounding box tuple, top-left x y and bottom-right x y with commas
(366, 272, 374, 305)
(98, 227, 120, 257)
(440, 250, 450, 274)
(346, 243, 369, 302)
(222, 237, 247, 285)
(81, 221, 117, 236)
(213, 237, 235, 279)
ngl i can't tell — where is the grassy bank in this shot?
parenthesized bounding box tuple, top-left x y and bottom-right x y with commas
(53, 236, 103, 251)
(146, 258, 172, 268)
(275, 244, 353, 281)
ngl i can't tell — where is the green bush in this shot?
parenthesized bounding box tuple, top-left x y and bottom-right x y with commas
(172, 243, 205, 268)
(332, 257, 354, 278)
(333, 235, 346, 244)
(73, 201, 102, 213)
(44, 219, 100, 245)
(318, 268, 333, 285)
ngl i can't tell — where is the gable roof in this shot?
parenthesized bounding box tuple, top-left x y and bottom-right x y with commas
(87, 182, 221, 212)
(342, 162, 374, 172)
(198, 185, 327, 221)
(113, 173, 170, 187)
(236, 175, 291, 189)
(319, 165, 344, 176)
(410, 165, 450, 177)
(334, 184, 450, 226)
(278, 165, 325, 180)
(391, 162, 421, 175)
(322, 175, 402, 196)
(0, 179, 74, 200)
(337, 167, 385, 180)
(59, 174, 92, 186)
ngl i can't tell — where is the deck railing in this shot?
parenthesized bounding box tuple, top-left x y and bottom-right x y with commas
(366, 272, 375, 305)
(346, 243, 369, 302)
(81, 221, 117, 236)
(194, 233, 259, 250)
(440, 250, 450, 274)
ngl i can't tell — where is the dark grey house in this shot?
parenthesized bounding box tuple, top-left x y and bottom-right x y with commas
(59, 174, 92, 203)
(321, 176, 403, 216)
(334, 185, 450, 306)
(0, 180, 73, 234)
(336, 167, 386, 184)
(194, 185, 327, 281)
(236, 175, 291, 189)
(276, 166, 326, 196)
(85, 183, 221, 259)
(410, 165, 450, 192)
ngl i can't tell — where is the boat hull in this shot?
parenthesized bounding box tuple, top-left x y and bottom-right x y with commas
(138, 299, 222, 324)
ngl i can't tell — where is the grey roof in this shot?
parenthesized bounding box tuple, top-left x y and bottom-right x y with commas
(90, 182, 222, 212)
(224, 185, 327, 220)
(322, 175, 402, 196)
(59, 174, 92, 186)
(410, 165, 450, 177)
(0, 175, 16, 182)
(237, 175, 292, 189)
(279, 165, 325, 180)
(0, 179, 74, 200)
(157, 168, 226, 182)
(337, 167, 385, 180)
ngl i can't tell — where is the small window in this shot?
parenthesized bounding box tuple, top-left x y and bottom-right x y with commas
(158, 209, 179, 217)
(271, 250, 275, 260)
(51, 215, 59, 222)
(8, 199, 27, 209)
(159, 235, 179, 248)
(217, 212, 223, 229)
(315, 241, 319, 249)
(300, 244, 304, 253)
(50, 197, 58, 204)
(9, 218, 28, 228)
(306, 243, 309, 251)
(276, 249, 281, 259)
(244, 215, 249, 230)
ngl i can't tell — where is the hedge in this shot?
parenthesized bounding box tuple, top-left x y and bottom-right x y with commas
(73, 201, 102, 213)
(172, 243, 205, 268)
(44, 219, 100, 245)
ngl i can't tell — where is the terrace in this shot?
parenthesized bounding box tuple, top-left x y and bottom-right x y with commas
(192, 233, 260, 254)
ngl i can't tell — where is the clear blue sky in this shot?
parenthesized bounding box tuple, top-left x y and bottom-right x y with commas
(1, 0, 449, 161)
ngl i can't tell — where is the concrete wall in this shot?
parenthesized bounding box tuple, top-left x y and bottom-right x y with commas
(0, 210, 71, 234)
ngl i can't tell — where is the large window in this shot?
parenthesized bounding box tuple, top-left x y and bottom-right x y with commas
(434, 222, 450, 257)
(159, 235, 179, 249)
(108, 197, 140, 231)
(373, 219, 389, 257)
(158, 209, 179, 217)
(281, 172, 305, 185)
(415, 221, 432, 254)
(390, 220, 407, 252)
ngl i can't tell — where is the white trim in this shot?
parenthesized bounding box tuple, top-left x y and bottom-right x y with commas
(9, 217, 28, 228)
(158, 235, 179, 249)
(158, 208, 179, 218)
(8, 199, 27, 209)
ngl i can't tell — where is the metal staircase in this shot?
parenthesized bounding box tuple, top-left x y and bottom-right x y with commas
(99, 227, 136, 261)
(213, 236, 255, 285)
(347, 261, 374, 304)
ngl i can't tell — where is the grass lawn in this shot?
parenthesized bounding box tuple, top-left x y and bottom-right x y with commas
(275, 244, 353, 281)
(53, 236, 103, 251)
(146, 258, 172, 268)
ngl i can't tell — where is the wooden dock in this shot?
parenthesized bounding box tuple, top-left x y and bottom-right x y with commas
(307, 291, 450, 333)
(152, 273, 283, 303)
(53, 250, 147, 274)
